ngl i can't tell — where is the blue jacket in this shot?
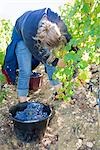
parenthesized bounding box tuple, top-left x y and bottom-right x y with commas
(2, 8, 71, 84)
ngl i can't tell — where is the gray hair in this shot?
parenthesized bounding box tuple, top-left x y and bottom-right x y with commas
(33, 16, 66, 50)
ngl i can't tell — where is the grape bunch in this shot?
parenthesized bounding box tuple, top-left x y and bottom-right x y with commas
(31, 72, 41, 77)
(15, 102, 48, 121)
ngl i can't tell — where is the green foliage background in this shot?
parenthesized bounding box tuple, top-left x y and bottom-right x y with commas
(0, 19, 12, 66)
(54, 0, 100, 100)
(0, 19, 12, 102)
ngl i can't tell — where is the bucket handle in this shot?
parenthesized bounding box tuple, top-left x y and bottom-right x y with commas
(48, 105, 55, 125)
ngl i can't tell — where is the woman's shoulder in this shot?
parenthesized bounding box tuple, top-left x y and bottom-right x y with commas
(47, 8, 60, 23)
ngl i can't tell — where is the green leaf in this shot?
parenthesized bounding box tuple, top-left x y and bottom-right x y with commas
(0, 51, 4, 65)
(64, 51, 81, 63)
(95, 38, 100, 48)
(0, 90, 6, 103)
(82, 3, 90, 13)
(56, 0, 99, 101)
(64, 67, 73, 77)
(78, 60, 88, 69)
(66, 43, 71, 51)
(78, 70, 91, 82)
(90, 29, 95, 37)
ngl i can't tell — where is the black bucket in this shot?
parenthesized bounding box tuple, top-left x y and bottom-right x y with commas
(9, 102, 52, 143)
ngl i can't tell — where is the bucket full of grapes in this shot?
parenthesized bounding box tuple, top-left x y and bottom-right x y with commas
(9, 101, 52, 143)
(29, 72, 43, 91)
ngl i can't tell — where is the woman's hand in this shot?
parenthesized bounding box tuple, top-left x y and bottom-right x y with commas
(18, 97, 28, 103)
(45, 63, 60, 85)
(57, 59, 66, 68)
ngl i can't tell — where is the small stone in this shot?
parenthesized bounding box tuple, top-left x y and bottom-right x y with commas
(76, 116, 80, 119)
(79, 134, 85, 140)
(1, 128, 4, 131)
(47, 127, 53, 133)
(12, 139, 18, 147)
(76, 139, 83, 149)
(72, 111, 76, 115)
(86, 142, 93, 148)
(42, 137, 51, 148)
(3, 84, 8, 88)
(25, 143, 30, 148)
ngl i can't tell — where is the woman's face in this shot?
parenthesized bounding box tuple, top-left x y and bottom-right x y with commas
(42, 42, 53, 51)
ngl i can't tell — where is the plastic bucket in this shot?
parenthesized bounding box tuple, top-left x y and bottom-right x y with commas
(9, 102, 52, 143)
(29, 72, 43, 91)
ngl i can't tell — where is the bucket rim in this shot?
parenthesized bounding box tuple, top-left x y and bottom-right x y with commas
(9, 101, 53, 124)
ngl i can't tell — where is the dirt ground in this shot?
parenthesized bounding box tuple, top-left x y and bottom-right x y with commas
(0, 64, 100, 150)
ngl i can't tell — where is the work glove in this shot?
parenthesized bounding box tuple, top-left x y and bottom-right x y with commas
(45, 63, 63, 100)
(45, 63, 60, 86)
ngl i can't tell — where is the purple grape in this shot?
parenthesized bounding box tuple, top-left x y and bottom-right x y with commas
(31, 72, 41, 77)
(15, 111, 27, 121)
(14, 102, 48, 121)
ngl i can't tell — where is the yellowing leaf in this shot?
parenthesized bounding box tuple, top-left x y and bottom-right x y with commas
(78, 70, 91, 83)
(82, 52, 89, 61)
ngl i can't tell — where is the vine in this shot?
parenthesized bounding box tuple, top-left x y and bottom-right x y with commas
(0, 19, 12, 102)
(53, 0, 100, 100)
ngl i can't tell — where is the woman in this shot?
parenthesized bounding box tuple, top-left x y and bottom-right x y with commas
(2, 8, 71, 102)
